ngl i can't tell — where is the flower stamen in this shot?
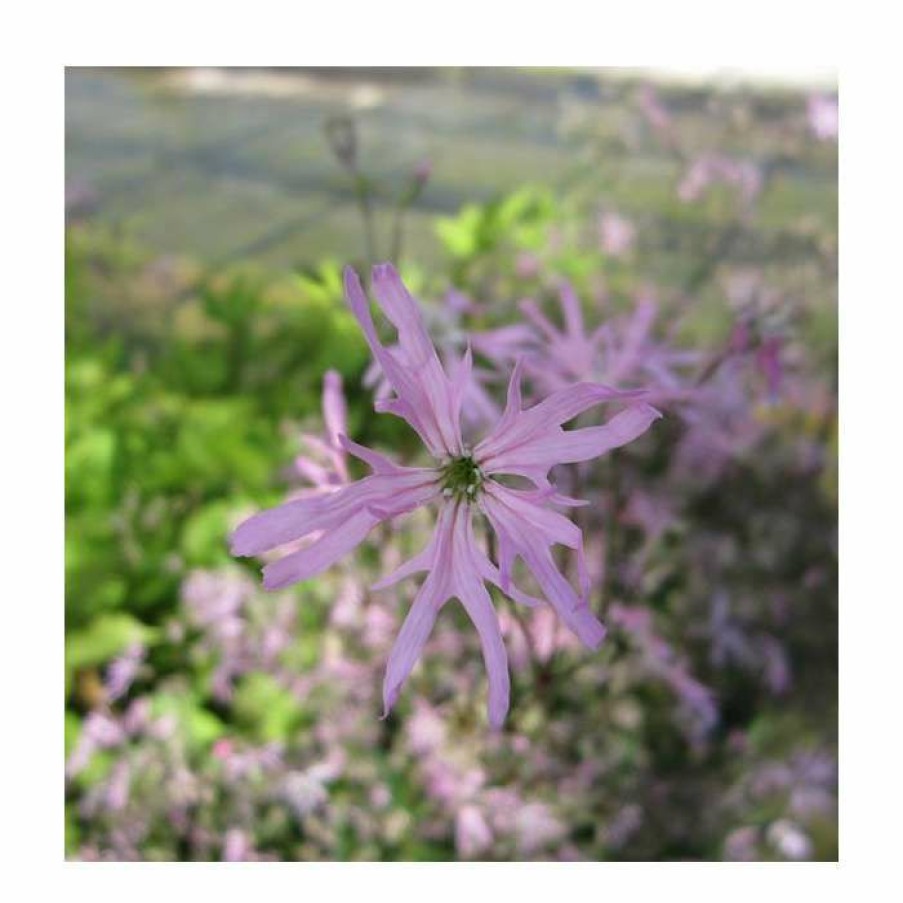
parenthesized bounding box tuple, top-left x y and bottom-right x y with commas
(440, 454, 484, 501)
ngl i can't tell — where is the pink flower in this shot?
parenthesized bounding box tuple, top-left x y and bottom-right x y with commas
(66, 712, 126, 778)
(637, 85, 675, 146)
(766, 819, 813, 860)
(211, 738, 234, 760)
(231, 264, 661, 727)
(518, 285, 603, 388)
(455, 804, 493, 859)
(514, 252, 541, 279)
(598, 212, 636, 258)
(222, 828, 255, 862)
(514, 802, 566, 855)
(406, 699, 447, 756)
(104, 760, 131, 813)
(678, 154, 763, 208)
(807, 94, 838, 142)
(515, 282, 697, 399)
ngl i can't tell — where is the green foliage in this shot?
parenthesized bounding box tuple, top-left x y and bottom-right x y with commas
(150, 690, 227, 751)
(180, 499, 240, 567)
(435, 185, 558, 279)
(63, 225, 363, 642)
(66, 613, 157, 677)
(232, 674, 307, 743)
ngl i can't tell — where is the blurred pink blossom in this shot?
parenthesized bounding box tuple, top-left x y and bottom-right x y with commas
(222, 828, 255, 862)
(104, 643, 145, 701)
(455, 805, 493, 859)
(678, 154, 763, 208)
(515, 252, 541, 279)
(807, 94, 838, 141)
(637, 85, 675, 146)
(598, 211, 636, 258)
(514, 802, 567, 855)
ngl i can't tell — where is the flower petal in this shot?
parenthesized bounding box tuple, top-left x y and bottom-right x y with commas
(381, 504, 458, 715)
(338, 434, 406, 475)
(231, 465, 438, 590)
(489, 403, 662, 474)
(345, 264, 464, 457)
(321, 370, 347, 450)
(480, 483, 605, 649)
(230, 493, 336, 557)
(559, 282, 585, 338)
(520, 298, 560, 342)
(383, 575, 445, 716)
(294, 455, 331, 488)
(475, 370, 650, 486)
(262, 509, 375, 590)
(471, 323, 537, 365)
(457, 575, 510, 729)
(602, 298, 658, 385)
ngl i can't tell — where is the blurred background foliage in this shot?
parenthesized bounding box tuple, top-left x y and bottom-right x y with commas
(65, 67, 836, 861)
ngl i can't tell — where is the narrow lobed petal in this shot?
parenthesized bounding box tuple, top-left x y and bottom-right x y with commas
(262, 508, 376, 590)
(321, 370, 347, 450)
(294, 455, 331, 489)
(381, 503, 458, 716)
(558, 282, 585, 339)
(344, 265, 464, 458)
(383, 576, 445, 717)
(457, 575, 510, 729)
(602, 298, 658, 385)
(519, 298, 561, 342)
(480, 482, 606, 649)
(231, 450, 439, 590)
(344, 267, 442, 453)
(486, 403, 662, 475)
(231, 493, 336, 557)
(371, 263, 465, 454)
(475, 364, 652, 486)
(338, 434, 406, 475)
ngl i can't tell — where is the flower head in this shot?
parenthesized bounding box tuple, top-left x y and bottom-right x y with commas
(231, 264, 660, 727)
(512, 282, 698, 399)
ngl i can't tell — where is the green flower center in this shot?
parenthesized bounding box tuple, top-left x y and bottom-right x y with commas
(440, 454, 484, 500)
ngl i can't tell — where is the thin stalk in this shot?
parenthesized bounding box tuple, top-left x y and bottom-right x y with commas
(354, 174, 378, 266)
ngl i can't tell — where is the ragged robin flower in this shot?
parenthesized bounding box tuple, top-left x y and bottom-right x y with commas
(231, 264, 660, 727)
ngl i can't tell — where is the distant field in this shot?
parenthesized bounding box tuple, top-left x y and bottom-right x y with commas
(65, 68, 836, 273)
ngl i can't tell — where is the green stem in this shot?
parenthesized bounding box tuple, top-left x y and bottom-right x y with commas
(354, 174, 378, 265)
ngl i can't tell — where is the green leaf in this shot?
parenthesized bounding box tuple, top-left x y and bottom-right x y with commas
(232, 673, 306, 743)
(65, 613, 158, 675)
(180, 499, 235, 566)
